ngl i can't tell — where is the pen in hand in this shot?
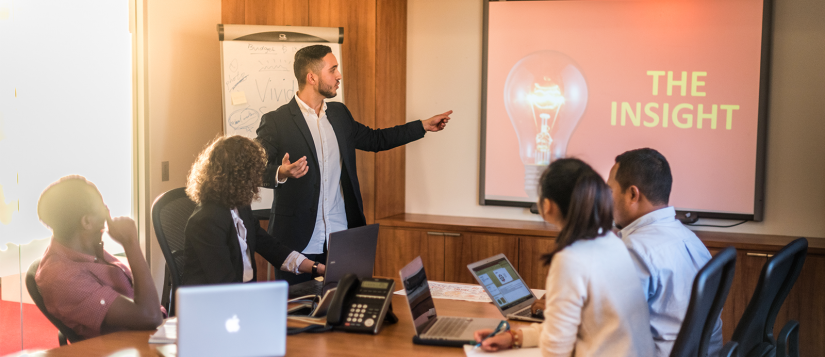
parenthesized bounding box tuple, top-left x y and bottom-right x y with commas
(474, 320, 510, 350)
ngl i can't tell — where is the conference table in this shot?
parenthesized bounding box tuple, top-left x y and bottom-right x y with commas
(23, 282, 532, 357)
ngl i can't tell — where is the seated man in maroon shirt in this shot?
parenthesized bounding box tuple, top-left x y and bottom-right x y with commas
(35, 176, 163, 339)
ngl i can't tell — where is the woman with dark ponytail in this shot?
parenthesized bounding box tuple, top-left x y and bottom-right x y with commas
(473, 159, 654, 356)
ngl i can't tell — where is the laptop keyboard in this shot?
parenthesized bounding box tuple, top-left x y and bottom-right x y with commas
(423, 317, 471, 339)
(513, 308, 532, 317)
(288, 280, 322, 298)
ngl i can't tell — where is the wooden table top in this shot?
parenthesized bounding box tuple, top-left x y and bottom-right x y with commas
(24, 293, 523, 357)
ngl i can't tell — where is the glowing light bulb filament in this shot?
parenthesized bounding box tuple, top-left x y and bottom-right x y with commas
(528, 79, 565, 165)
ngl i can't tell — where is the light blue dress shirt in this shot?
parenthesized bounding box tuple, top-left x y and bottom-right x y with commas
(619, 206, 723, 357)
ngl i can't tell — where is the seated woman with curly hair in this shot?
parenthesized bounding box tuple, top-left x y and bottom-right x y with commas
(182, 135, 325, 286)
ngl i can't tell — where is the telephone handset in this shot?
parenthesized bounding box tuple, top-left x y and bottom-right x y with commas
(327, 274, 397, 334)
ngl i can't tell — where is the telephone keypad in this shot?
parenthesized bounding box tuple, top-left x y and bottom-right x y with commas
(346, 302, 382, 328)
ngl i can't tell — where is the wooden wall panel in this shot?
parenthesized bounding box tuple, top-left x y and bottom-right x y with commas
(244, 0, 309, 26)
(444, 233, 519, 284)
(374, 227, 445, 281)
(518, 237, 554, 290)
(374, 0, 407, 219)
(222, 0, 245, 24)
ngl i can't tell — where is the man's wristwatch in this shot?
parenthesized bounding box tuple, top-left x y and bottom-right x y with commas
(311, 262, 319, 277)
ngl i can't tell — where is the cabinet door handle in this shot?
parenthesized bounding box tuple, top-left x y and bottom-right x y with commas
(746, 252, 774, 258)
(427, 232, 461, 237)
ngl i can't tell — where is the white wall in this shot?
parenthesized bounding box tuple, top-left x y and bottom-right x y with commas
(146, 0, 224, 294)
(406, 0, 825, 238)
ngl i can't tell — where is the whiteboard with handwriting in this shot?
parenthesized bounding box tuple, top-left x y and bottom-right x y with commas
(220, 41, 344, 209)
(221, 41, 343, 136)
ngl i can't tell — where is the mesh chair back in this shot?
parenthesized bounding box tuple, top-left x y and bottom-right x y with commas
(670, 246, 737, 357)
(25, 258, 84, 345)
(730, 238, 808, 356)
(151, 187, 196, 315)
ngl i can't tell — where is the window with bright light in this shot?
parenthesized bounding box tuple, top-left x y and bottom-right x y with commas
(0, 0, 133, 352)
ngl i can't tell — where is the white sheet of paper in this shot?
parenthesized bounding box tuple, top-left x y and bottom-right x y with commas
(231, 91, 247, 105)
(149, 317, 177, 344)
(463, 344, 541, 356)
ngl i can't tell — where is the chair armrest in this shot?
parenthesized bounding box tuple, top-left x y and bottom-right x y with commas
(777, 320, 800, 357)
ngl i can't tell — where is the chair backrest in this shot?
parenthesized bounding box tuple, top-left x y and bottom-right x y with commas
(25, 258, 84, 344)
(730, 238, 808, 355)
(721, 342, 739, 357)
(670, 246, 737, 357)
(151, 187, 196, 315)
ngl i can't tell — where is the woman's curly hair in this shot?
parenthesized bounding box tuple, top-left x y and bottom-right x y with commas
(186, 135, 267, 208)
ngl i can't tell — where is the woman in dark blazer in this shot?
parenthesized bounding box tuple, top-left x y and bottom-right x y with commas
(181, 135, 325, 286)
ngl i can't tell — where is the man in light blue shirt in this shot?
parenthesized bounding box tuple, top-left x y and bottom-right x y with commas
(606, 148, 723, 357)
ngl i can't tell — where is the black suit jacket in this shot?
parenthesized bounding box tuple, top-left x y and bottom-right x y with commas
(256, 98, 426, 251)
(181, 203, 293, 286)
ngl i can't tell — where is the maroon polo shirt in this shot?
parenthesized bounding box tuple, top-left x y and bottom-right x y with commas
(35, 239, 162, 339)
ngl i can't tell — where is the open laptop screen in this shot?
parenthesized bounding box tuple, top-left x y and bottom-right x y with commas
(400, 257, 437, 335)
(470, 257, 532, 311)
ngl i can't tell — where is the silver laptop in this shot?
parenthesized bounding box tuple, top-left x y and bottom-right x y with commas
(289, 224, 379, 298)
(467, 254, 543, 323)
(400, 256, 501, 347)
(176, 281, 288, 357)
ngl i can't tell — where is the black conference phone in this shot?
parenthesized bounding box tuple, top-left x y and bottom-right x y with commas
(327, 274, 398, 334)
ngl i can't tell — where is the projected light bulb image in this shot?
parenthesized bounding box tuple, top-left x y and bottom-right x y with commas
(504, 51, 588, 199)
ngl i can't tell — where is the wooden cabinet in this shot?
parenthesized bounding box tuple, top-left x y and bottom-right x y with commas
(709, 249, 771, 343)
(443, 233, 519, 284)
(779, 254, 825, 357)
(518, 237, 555, 289)
(374, 227, 445, 281)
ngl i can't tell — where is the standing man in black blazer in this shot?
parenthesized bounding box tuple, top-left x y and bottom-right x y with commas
(256, 45, 451, 284)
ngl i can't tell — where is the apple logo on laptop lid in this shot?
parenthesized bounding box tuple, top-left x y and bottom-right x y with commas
(225, 314, 241, 333)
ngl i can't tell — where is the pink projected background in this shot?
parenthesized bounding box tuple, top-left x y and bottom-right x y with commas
(484, 0, 764, 214)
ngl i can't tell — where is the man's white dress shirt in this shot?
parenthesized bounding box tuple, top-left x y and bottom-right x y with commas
(276, 95, 348, 255)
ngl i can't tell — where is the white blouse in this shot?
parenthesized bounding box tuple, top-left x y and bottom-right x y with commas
(230, 208, 308, 282)
(521, 232, 654, 357)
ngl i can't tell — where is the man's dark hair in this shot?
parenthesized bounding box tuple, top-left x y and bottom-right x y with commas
(37, 176, 104, 237)
(614, 148, 672, 205)
(294, 45, 332, 87)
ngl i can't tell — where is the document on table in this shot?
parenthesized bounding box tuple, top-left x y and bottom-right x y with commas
(149, 317, 177, 344)
(394, 281, 545, 303)
(463, 345, 541, 356)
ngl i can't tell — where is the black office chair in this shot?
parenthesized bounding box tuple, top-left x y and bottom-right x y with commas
(670, 246, 737, 357)
(152, 187, 196, 316)
(722, 342, 739, 357)
(729, 238, 807, 357)
(25, 258, 84, 346)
